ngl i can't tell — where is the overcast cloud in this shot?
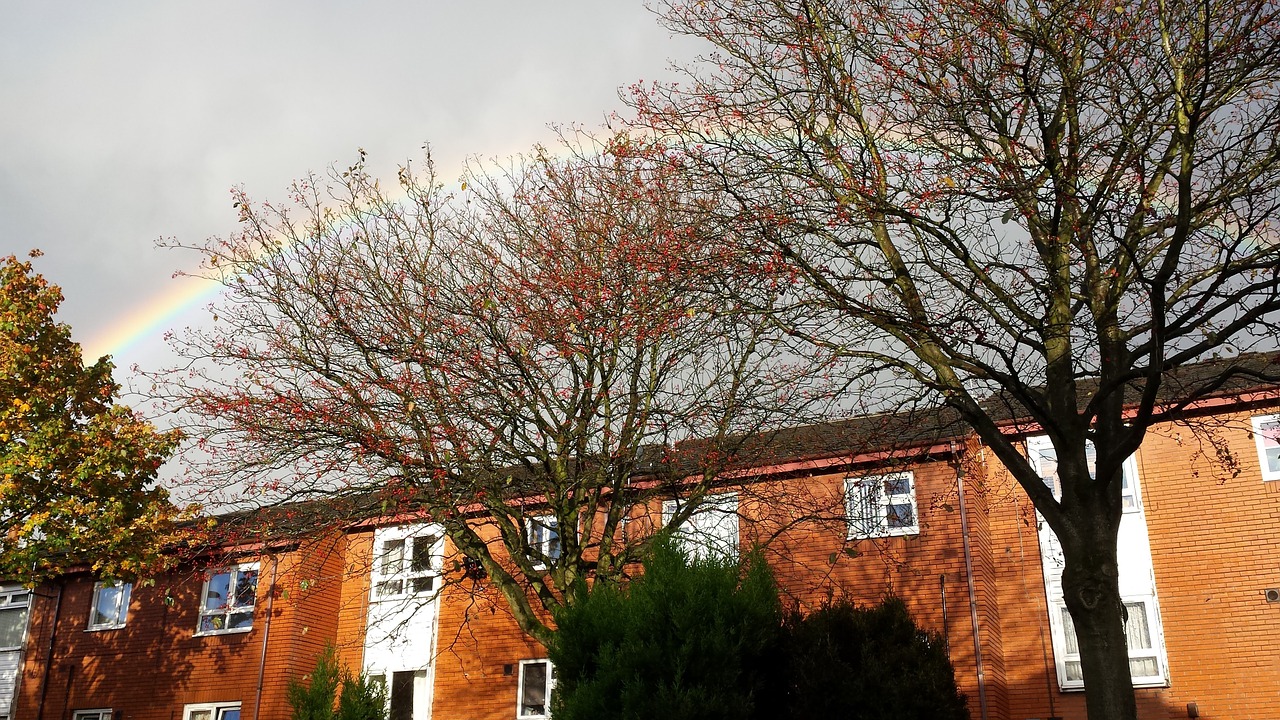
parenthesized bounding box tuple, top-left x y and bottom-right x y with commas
(1, 0, 703, 381)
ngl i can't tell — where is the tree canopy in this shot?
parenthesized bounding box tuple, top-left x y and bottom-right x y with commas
(161, 137, 828, 642)
(0, 252, 183, 581)
(634, 0, 1280, 717)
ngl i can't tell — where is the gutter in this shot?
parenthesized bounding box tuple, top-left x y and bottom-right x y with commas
(954, 448, 990, 720)
(253, 555, 280, 720)
(35, 579, 64, 720)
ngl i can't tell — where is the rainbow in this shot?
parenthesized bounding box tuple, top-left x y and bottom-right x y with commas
(81, 272, 223, 365)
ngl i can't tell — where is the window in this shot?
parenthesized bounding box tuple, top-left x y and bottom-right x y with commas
(196, 564, 258, 635)
(1053, 599, 1165, 688)
(662, 493, 740, 560)
(87, 581, 131, 630)
(72, 710, 113, 720)
(527, 516, 561, 568)
(0, 586, 31, 650)
(1026, 436, 1142, 511)
(517, 659, 555, 719)
(182, 703, 240, 720)
(845, 471, 918, 539)
(373, 533, 442, 599)
(1252, 413, 1280, 481)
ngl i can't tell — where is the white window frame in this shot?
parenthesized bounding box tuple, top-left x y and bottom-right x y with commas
(1026, 436, 1142, 512)
(181, 702, 241, 720)
(1251, 413, 1280, 481)
(0, 586, 31, 651)
(526, 516, 561, 569)
(195, 563, 259, 636)
(72, 710, 113, 720)
(662, 492, 740, 561)
(86, 581, 131, 631)
(1049, 596, 1168, 690)
(371, 529, 443, 600)
(845, 471, 919, 539)
(516, 658, 555, 720)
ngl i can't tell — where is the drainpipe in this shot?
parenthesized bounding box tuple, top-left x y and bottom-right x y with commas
(954, 447, 990, 720)
(35, 579, 64, 720)
(253, 556, 280, 720)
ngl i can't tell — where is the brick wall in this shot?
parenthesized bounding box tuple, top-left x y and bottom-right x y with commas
(15, 539, 347, 720)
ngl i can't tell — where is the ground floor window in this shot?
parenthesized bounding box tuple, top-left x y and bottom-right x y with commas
(517, 659, 555, 719)
(183, 702, 240, 720)
(1052, 597, 1166, 687)
(72, 710, 112, 720)
(367, 669, 428, 720)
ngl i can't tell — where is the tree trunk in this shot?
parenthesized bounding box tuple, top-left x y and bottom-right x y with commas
(1059, 512, 1137, 720)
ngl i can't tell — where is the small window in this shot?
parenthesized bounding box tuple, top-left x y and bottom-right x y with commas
(0, 587, 31, 650)
(73, 710, 113, 720)
(1054, 598, 1166, 688)
(1252, 414, 1280, 481)
(87, 581, 131, 630)
(183, 703, 241, 720)
(527, 517, 561, 568)
(845, 471, 919, 539)
(517, 659, 555, 719)
(373, 533, 442, 599)
(662, 493, 740, 561)
(196, 564, 258, 635)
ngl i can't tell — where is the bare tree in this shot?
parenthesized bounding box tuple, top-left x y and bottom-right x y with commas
(634, 0, 1280, 717)
(158, 135, 827, 644)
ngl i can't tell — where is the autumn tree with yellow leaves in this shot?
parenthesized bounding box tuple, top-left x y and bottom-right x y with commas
(1, 252, 183, 581)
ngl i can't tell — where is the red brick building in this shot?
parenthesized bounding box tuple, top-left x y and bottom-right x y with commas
(8, 367, 1280, 720)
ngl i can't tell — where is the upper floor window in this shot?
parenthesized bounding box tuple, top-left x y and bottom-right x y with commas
(373, 532, 442, 599)
(1252, 414, 1280, 481)
(196, 563, 258, 635)
(662, 493, 740, 561)
(0, 586, 31, 650)
(845, 471, 918, 539)
(517, 659, 555, 719)
(87, 581, 131, 630)
(72, 710, 113, 720)
(527, 516, 561, 568)
(1025, 436, 1141, 511)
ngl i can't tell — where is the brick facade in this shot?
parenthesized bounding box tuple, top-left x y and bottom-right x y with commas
(12, 397, 1280, 720)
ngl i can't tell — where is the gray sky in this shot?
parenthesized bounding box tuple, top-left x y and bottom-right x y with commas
(1, 0, 702, 383)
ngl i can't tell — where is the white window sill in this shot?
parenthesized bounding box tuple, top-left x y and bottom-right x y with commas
(85, 624, 126, 632)
(193, 626, 254, 638)
(847, 528, 919, 541)
(1058, 678, 1169, 692)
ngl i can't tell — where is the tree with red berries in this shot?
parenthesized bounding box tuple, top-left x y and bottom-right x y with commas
(1, 252, 183, 581)
(161, 137, 827, 643)
(634, 0, 1280, 717)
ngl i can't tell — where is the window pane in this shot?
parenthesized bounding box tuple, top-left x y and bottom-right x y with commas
(411, 576, 435, 593)
(204, 571, 230, 611)
(1129, 656, 1159, 677)
(233, 570, 258, 608)
(390, 671, 415, 720)
(1060, 607, 1079, 654)
(886, 503, 914, 528)
(0, 606, 28, 647)
(520, 662, 548, 716)
(1064, 660, 1083, 682)
(1123, 602, 1152, 650)
(188, 711, 212, 720)
(217, 710, 240, 720)
(203, 568, 231, 607)
(199, 614, 225, 633)
(227, 611, 254, 630)
(883, 474, 911, 496)
(411, 536, 435, 572)
(93, 584, 123, 626)
(382, 539, 406, 575)
(376, 579, 404, 596)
